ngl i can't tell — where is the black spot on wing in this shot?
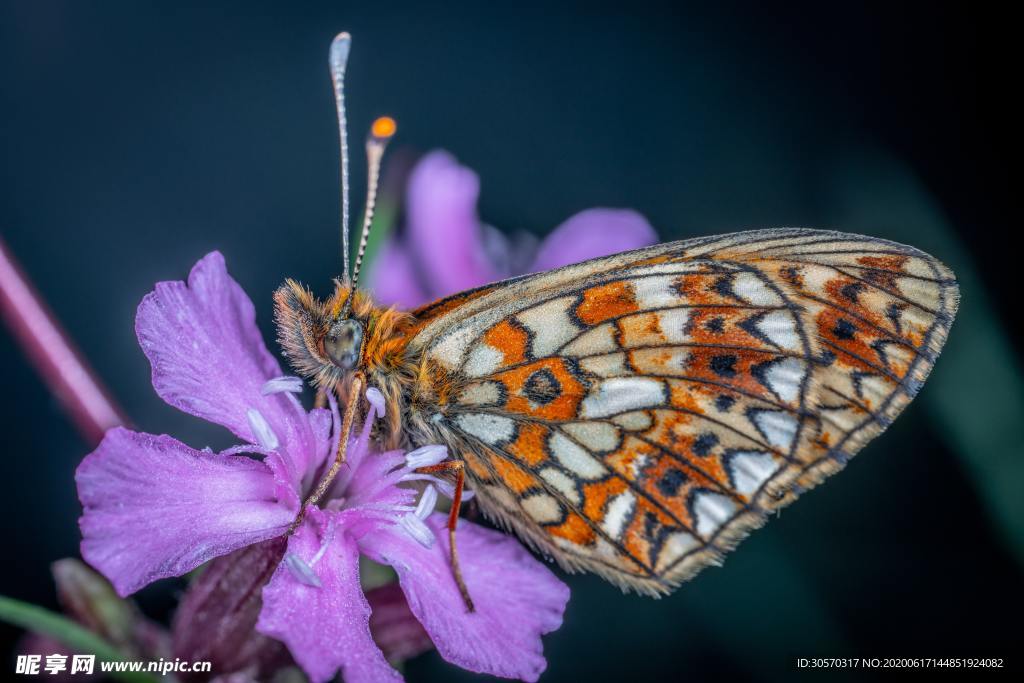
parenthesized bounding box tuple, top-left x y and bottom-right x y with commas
(692, 432, 719, 457)
(712, 275, 736, 299)
(840, 282, 865, 303)
(523, 368, 562, 405)
(709, 354, 738, 377)
(657, 468, 688, 497)
(832, 319, 857, 340)
(886, 302, 905, 334)
(705, 316, 726, 334)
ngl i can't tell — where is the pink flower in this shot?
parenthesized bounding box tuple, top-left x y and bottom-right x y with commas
(369, 150, 658, 308)
(76, 252, 569, 683)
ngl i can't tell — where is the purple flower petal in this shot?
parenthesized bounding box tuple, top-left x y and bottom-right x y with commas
(135, 251, 318, 482)
(366, 239, 430, 310)
(341, 449, 415, 515)
(256, 510, 401, 683)
(406, 151, 502, 296)
(529, 208, 657, 273)
(359, 514, 570, 682)
(77, 428, 298, 597)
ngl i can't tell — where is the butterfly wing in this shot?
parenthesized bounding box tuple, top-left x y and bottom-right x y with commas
(404, 228, 958, 595)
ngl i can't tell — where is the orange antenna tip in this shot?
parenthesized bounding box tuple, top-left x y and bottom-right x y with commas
(349, 115, 395, 292)
(371, 116, 397, 140)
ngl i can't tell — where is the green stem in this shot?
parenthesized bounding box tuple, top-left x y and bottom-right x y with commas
(0, 595, 158, 683)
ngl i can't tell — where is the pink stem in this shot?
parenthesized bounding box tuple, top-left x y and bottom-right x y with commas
(0, 236, 127, 445)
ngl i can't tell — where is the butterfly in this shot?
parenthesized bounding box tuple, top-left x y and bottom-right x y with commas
(274, 33, 959, 602)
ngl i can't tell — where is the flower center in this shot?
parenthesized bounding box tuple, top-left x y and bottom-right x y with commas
(259, 376, 467, 587)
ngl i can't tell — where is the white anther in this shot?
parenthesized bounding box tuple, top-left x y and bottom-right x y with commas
(365, 387, 386, 417)
(414, 484, 438, 519)
(261, 376, 304, 395)
(400, 474, 475, 502)
(283, 552, 322, 588)
(433, 478, 475, 502)
(246, 408, 279, 449)
(309, 517, 337, 566)
(398, 513, 435, 548)
(404, 444, 448, 469)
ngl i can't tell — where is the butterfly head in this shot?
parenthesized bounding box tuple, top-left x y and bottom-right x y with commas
(274, 279, 368, 388)
(273, 278, 411, 391)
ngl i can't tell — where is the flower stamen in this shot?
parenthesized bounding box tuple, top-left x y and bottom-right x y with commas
(405, 444, 447, 469)
(413, 484, 438, 519)
(365, 386, 386, 417)
(398, 514, 434, 548)
(309, 516, 337, 567)
(261, 376, 304, 395)
(283, 552, 322, 588)
(246, 408, 280, 449)
(401, 473, 475, 502)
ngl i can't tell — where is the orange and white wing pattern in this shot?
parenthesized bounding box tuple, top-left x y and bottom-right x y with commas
(404, 229, 958, 595)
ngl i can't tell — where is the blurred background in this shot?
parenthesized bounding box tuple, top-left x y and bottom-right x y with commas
(1, 1, 1021, 680)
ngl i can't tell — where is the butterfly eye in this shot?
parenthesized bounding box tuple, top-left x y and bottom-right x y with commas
(324, 319, 364, 370)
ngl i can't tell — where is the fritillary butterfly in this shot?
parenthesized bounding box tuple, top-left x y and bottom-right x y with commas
(274, 33, 958, 599)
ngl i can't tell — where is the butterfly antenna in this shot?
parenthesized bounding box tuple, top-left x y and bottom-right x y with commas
(329, 32, 352, 282)
(341, 116, 396, 317)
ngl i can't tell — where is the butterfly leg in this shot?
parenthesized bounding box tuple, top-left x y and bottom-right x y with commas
(415, 459, 476, 613)
(289, 373, 365, 533)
